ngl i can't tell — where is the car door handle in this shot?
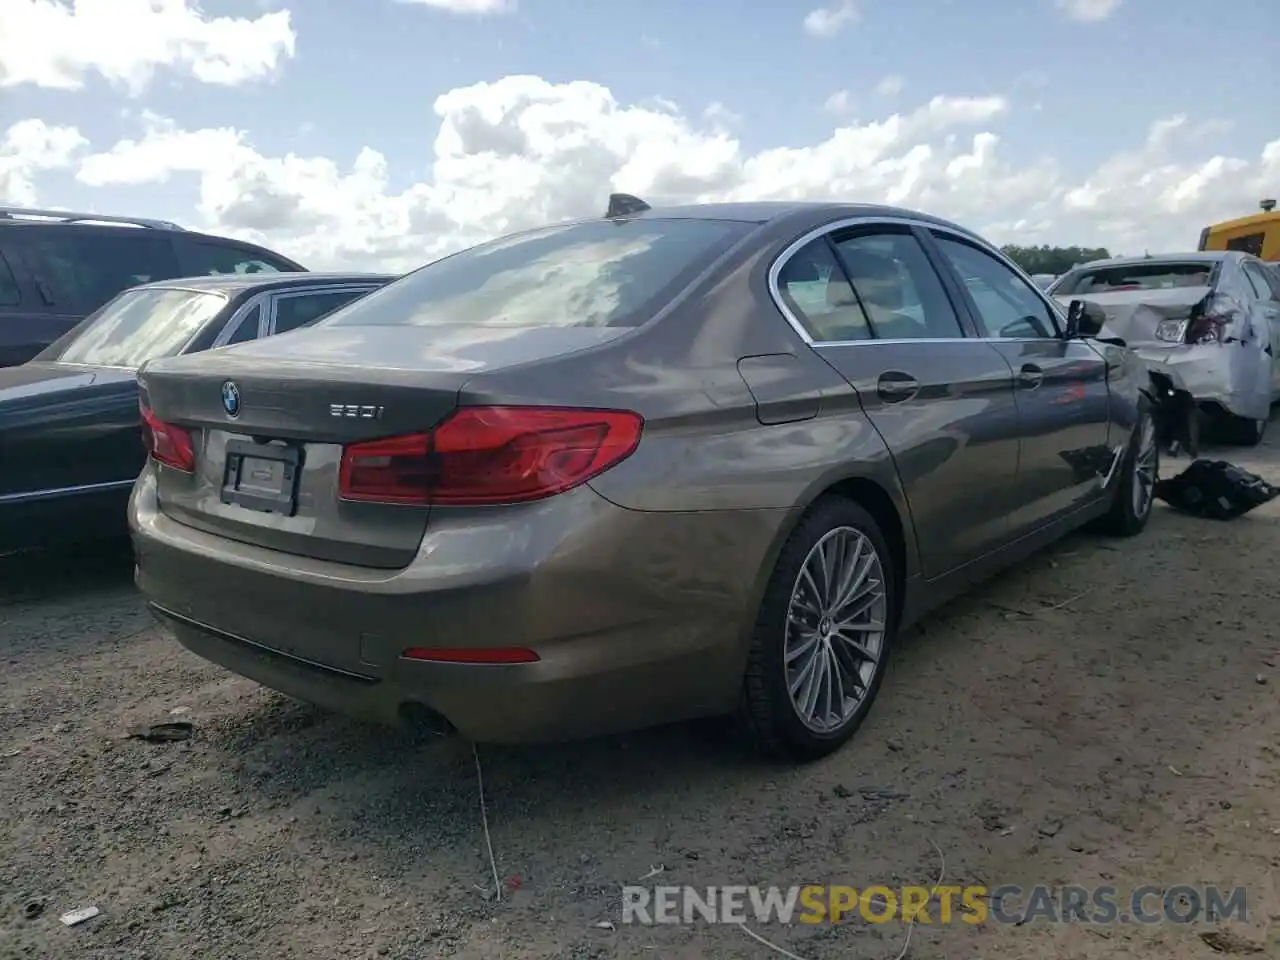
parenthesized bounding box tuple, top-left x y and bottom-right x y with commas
(877, 372, 920, 403)
(1018, 364, 1043, 389)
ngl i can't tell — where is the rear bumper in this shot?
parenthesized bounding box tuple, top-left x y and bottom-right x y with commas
(130, 467, 786, 744)
(1131, 344, 1270, 421)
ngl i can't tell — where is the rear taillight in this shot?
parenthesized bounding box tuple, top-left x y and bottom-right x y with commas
(139, 399, 196, 473)
(337, 405, 644, 506)
(1186, 294, 1243, 345)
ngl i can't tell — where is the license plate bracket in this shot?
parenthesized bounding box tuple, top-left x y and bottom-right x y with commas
(220, 438, 303, 516)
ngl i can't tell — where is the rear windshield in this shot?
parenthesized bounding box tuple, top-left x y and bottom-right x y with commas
(50, 287, 228, 367)
(322, 217, 753, 329)
(1053, 262, 1217, 295)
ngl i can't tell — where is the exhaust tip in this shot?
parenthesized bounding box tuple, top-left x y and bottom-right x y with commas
(399, 702, 457, 738)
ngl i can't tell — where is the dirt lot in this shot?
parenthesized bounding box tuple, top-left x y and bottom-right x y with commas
(2, 438, 1278, 960)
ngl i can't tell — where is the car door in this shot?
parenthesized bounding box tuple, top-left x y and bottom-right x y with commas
(777, 225, 1020, 579)
(1240, 259, 1280, 398)
(926, 230, 1114, 535)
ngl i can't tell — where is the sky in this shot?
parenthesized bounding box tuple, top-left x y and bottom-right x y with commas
(0, 0, 1276, 271)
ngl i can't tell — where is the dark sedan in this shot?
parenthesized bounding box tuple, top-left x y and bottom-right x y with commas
(1, 272, 394, 554)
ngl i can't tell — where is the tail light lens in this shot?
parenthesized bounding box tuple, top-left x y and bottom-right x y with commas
(1186, 294, 1242, 345)
(338, 405, 644, 506)
(139, 399, 196, 473)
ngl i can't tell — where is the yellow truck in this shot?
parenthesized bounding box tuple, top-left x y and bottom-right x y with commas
(1197, 199, 1280, 260)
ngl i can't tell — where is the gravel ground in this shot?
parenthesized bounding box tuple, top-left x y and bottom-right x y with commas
(2, 436, 1278, 960)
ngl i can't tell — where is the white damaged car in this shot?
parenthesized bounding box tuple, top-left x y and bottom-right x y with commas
(1049, 252, 1280, 445)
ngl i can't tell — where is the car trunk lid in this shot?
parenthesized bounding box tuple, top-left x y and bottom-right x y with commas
(138, 324, 630, 568)
(1052, 286, 1239, 347)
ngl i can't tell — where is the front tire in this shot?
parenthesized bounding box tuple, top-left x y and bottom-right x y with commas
(1095, 406, 1159, 537)
(739, 497, 896, 762)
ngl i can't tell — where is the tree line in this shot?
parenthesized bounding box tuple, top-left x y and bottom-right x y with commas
(1000, 244, 1112, 276)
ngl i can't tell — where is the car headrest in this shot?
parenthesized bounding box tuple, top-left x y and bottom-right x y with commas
(844, 249, 903, 311)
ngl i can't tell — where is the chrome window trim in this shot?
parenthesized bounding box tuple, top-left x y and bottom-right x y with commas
(766, 215, 1068, 348)
(263, 283, 383, 335)
(210, 292, 270, 348)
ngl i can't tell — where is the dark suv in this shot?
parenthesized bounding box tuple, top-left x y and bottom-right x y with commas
(0, 206, 307, 367)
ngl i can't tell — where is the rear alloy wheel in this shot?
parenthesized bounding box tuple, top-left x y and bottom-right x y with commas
(1095, 406, 1158, 537)
(739, 498, 895, 761)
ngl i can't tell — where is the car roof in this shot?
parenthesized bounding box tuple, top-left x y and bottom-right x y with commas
(624, 200, 981, 234)
(1070, 252, 1239, 271)
(135, 272, 398, 295)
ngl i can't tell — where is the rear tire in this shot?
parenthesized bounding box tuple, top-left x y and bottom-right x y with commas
(1095, 405, 1159, 538)
(1225, 413, 1267, 447)
(738, 497, 897, 762)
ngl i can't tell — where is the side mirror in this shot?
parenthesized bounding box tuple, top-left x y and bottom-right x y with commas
(1065, 299, 1106, 339)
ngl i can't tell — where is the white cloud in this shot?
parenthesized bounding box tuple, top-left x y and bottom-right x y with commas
(0, 119, 88, 204)
(824, 90, 853, 115)
(0, 0, 296, 93)
(393, 0, 515, 13)
(803, 1, 859, 38)
(875, 75, 905, 97)
(8, 75, 1276, 268)
(1055, 0, 1122, 22)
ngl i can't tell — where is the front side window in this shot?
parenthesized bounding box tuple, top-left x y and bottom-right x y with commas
(187, 240, 297, 275)
(834, 231, 965, 340)
(23, 233, 182, 311)
(322, 218, 753, 330)
(933, 235, 1058, 339)
(52, 287, 228, 367)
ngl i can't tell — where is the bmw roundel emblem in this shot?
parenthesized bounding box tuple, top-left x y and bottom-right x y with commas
(221, 380, 241, 418)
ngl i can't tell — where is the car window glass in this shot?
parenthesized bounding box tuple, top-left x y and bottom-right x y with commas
(1241, 262, 1274, 301)
(224, 305, 262, 344)
(833, 232, 965, 340)
(52, 288, 228, 367)
(1051, 262, 1215, 295)
(932, 236, 1057, 339)
(23, 233, 182, 311)
(775, 238, 873, 342)
(273, 290, 369, 334)
(1224, 233, 1264, 257)
(322, 218, 752, 330)
(0, 252, 20, 306)
(187, 241, 293, 275)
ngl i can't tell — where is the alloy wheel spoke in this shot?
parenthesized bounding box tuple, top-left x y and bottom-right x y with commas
(783, 526, 888, 734)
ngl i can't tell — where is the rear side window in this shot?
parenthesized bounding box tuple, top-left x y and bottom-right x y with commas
(186, 240, 297, 275)
(21, 232, 182, 311)
(834, 231, 966, 340)
(1241, 261, 1278, 302)
(1052, 262, 1216, 295)
(223, 305, 263, 345)
(0, 252, 19, 306)
(776, 238, 874, 342)
(273, 289, 370, 334)
(323, 218, 752, 329)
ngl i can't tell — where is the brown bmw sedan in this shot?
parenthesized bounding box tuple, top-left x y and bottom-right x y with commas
(129, 196, 1158, 761)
